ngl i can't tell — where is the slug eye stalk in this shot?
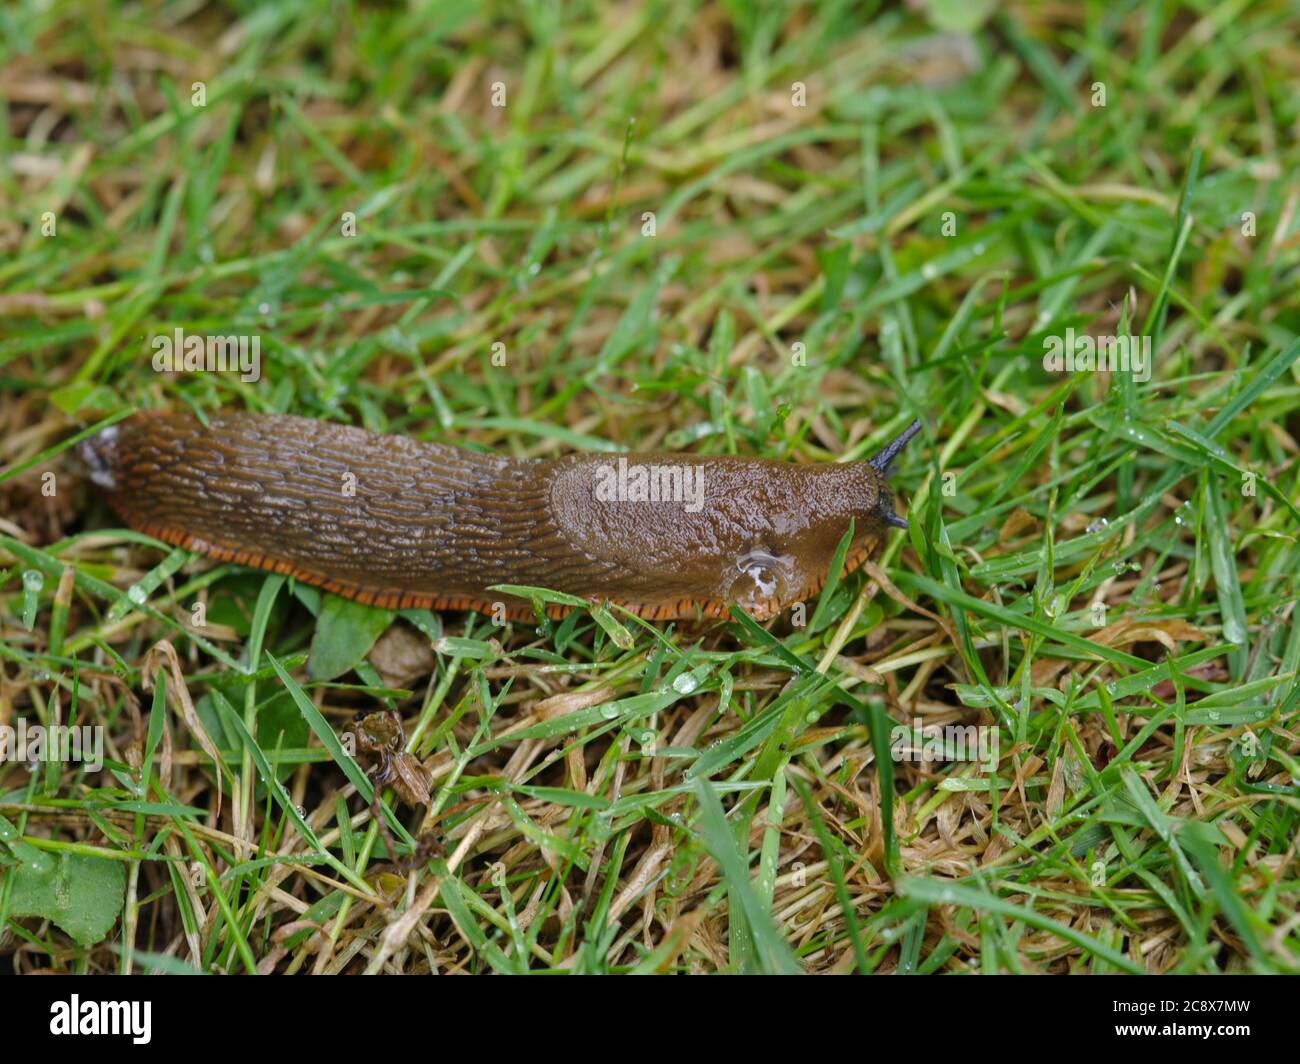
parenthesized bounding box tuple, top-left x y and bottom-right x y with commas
(868, 418, 923, 476)
(868, 418, 922, 530)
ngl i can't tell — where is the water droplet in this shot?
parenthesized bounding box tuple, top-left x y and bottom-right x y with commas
(22, 570, 43, 592)
(672, 673, 699, 694)
(127, 584, 148, 605)
(726, 550, 792, 612)
(1086, 518, 1108, 533)
(600, 704, 621, 720)
(258, 302, 271, 315)
(921, 262, 938, 280)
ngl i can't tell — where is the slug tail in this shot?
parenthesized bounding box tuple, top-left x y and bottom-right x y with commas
(76, 423, 126, 490)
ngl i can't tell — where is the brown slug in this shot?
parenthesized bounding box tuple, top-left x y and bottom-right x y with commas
(78, 411, 920, 621)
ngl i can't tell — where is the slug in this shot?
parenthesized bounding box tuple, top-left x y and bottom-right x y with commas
(78, 411, 920, 621)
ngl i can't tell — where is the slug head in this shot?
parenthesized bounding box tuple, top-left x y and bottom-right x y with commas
(547, 419, 921, 618)
(716, 418, 922, 613)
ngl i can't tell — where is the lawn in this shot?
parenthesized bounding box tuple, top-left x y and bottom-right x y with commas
(1, 0, 1298, 975)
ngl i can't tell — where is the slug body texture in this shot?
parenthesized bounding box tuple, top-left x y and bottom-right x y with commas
(80, 411, 918, 621)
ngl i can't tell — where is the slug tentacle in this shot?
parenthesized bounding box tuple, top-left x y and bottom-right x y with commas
(868, 417, 923, 476)
(79, 411, 921, 622)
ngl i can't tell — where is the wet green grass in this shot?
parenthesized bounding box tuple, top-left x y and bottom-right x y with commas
(1, 0, 1298, 973)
